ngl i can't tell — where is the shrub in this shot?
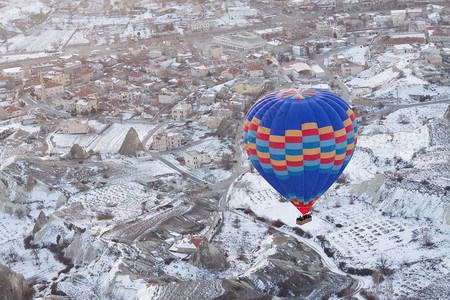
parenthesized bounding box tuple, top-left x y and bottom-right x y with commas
(97, 211, 114, 220)
(421, 179, 430, 185)
(271, 219, 285, 228)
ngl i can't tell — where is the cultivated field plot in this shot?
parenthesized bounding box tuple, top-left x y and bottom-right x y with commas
(212, 211, 272, 277)
(64, 182, 163, 227)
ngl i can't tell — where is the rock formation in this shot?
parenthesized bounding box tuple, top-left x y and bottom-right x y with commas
(118, 127, 144, 156)
(70, 144, 89, 159)
(33, 211, 49, 236)
(0, 263, 32, 300)
(189, 239, 227, 270)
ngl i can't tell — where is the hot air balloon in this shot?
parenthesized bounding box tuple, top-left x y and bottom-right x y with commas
(243, 88, 358, 225)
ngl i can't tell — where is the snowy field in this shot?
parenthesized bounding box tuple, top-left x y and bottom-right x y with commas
(87, 123, 156, 153)
(346, 52, 450, 101)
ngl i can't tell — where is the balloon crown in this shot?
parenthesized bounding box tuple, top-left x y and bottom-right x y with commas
(281, 89, 316, 100)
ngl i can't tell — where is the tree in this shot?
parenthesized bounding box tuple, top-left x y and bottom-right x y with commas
(220, 153, 233, 170)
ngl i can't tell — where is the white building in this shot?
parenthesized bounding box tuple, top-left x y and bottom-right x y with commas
(61, 119, 89, 134)
(206, 116, 223, 129)
(213, 32, 266, 51)
(184, 150, 211, 169)
(158, 91, 179, 104)
(191, 65, 209, 77)
(191, 20, 210, 32)
(341, 61, 364, 77)
(153, 132, 182, 151)
(35, 81, 65, 99)
(76, 99, 98, 114)
(2, 67, 25, 80)
(391, 10, 406, 26)
(393, 44, 414, 54)
(228, 7, 257, 19)
(172, 103, 192, 119)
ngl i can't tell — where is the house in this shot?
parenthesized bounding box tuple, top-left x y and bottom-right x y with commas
(2, 67, 25, 80)
(234, 77, 265, 94)
(35, 81, 65, 99)
(221, 68, 240, 80)
(171, 103, 192, 119)
(1, 105, 24, 120)
(204, 46, 222, 59)
(177, 49, 193, 62)
(191, 65, 209, 77)
(341, 61, 364, 77)
(393, 44, 415, 54)
(184, 150, 211, 168)
(191, 20, 210, 32)
(391, 10, 406, 26)
(292, 43, 317, 57)
(79, 70, 94, 82)
(61, 119, 89, 134)
(110, 90, 133, 102)
(128, 72, 145, 83)
(198, 93, 215, 105)
(228, 7, 257, 19)
(213, 32, 265, 51)
(50, 73, 71, 86)
(76, 99, 98, 114)
(376, 34, 426, 50)
(350, 86, 372, 101)
(426, 27, 450, 43)
(173, 238, 204, 254)
(248, 65, 264, 77)
(0, 76, 14, 90)
(316, 20, 336, 35)
(95, 78, 115, 91)
(21, 114, 39, 125)
(329, 25, 346, 39)
(206, 116, 224, 129)
(158, 91, 179, 104)
(153, 132, 182, 151)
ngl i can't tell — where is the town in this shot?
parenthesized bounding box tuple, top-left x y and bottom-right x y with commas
(0, 0, 449, 299)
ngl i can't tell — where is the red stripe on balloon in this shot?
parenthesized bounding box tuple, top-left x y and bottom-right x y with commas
(335, 135, 347, 143)
(256, 132, 270, 140)
(319, 132, 334, 141)
(287, 160, 304, 167)
(304, 154, 320, 161)
(302, 129, 319, 136)
(269, 142, 285, 149)
(321, 157, 335, 164)
(272, 165, 287, 171)
(285, 136, 302, 143)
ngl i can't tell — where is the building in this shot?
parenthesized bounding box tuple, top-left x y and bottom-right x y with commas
(393, 44, 415, 54)
(228, 7, 257, 19)
(350, 86, 372, 101)
(172, 103, 192, 119)
(191, 20, 210, 32)
(316, 20, 336, 35)
(34, 81, 65, 99)
(341, 61, 364, 77)
(0, 105, 23, 120)
(61, 119, 89, 134)
(76, 99, 98, 114)
(21, 114, 39, 125)
(2, 67, 25, 80)
(426, 27, 450, 43)
(184, 150, 211, 168)
(206, 116, 224, 129)
(153, 132, 182, 151)
(234, 77, 265, 94)
(391, 10, 406, 26)
(158, 91, 179, 104)
(0, 76, 13, 90)
(109, 90, 133, 102)
(248, 65, 264, 77)
(329, 25, 346, 39)
(213, 32, 266, 51)
(191, 65, 209, 77)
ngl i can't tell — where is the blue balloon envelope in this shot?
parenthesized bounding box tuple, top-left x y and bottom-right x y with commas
(243, 88, 358, 214)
